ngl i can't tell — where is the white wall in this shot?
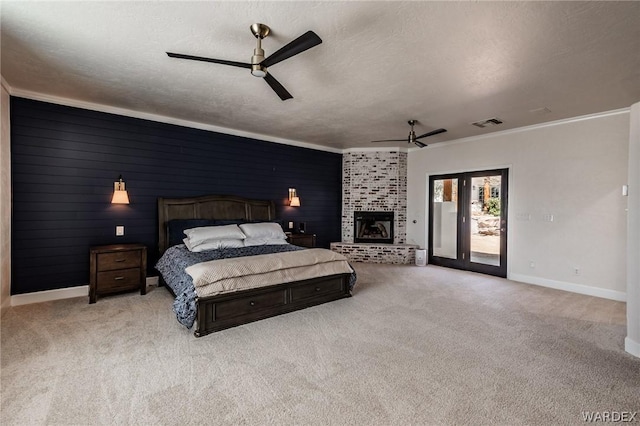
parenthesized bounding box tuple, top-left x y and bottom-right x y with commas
(407, 111, 629, 300)
(1, 79, 11, 315)
(626, 102, 640, 357)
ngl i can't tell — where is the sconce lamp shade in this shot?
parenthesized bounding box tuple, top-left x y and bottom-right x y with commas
(111, 176, 130, 204)
(111, 190, 130, 204)
(288, 188, 300, 207)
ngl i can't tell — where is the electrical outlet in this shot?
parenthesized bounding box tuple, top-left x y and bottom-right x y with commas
(116, 226, 125, 236)
(574, 267, 580, 276)
(543, 214, 554, 222)
(529, 261, 535, 269)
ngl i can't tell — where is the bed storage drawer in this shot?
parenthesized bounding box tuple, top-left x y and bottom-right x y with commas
(196, 275, 352, 337)
(290, 276, 345, 302)
(213, 288, 287, 321)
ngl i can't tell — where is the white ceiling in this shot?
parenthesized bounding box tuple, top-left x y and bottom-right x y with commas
(2, 1, 639, 151)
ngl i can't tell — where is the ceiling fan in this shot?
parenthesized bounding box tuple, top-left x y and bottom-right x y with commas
(372, 120, 447, 148)
(166, 23, 322, 101)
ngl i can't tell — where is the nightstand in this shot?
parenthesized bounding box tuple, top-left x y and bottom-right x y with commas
(287, 233, 316, 248)
(89, 244, 147, 303)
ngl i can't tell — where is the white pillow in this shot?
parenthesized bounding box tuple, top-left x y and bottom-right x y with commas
(243, 238, 289, 247)
(239, 222, 287, 240)
(183, 224, 246, 246)
(183, 238, 244, 252)
(183, 238, 196, 252)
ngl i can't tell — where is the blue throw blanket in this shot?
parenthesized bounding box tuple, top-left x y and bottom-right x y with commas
(156, 244, 356, 328)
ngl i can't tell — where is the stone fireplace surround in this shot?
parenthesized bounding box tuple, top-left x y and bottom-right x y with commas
(330, 150, 417, 264)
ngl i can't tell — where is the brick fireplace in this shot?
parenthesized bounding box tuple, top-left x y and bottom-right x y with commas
(331, 150, 417, 264)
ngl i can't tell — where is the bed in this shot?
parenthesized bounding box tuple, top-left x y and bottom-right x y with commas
(155, 194, 355, 337)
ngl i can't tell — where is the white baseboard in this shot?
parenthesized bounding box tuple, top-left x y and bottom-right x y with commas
(1, 297, 11, 316)
(509, 273, 626, 302)
(625, 337, 640, 358)
(11, 285, 89, 306)
(10, 276, 159, 306)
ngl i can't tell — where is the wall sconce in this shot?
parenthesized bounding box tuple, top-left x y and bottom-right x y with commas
(111, 175, 130, 204)
(288, 188, 300, 207)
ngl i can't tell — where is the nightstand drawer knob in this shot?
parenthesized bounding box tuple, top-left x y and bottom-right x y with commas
(114, 276, 125, 281)
(249, 301, 256, 306)
(315, 287, 321, 292)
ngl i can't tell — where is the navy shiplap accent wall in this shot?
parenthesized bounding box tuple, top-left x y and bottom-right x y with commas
(11, 97, 342, 295)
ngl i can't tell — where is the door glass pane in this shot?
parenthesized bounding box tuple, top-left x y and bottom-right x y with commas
(470, 175, 501, 266)
(432, 178, 458, 259)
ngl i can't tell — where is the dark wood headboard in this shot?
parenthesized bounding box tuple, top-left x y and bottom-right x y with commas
(157, 194, 276, 254)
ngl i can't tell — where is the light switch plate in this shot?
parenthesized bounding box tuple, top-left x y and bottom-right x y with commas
(116, 226, 125, 236)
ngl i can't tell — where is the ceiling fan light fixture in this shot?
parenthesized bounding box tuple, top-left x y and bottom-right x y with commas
(251, 41, 266, 77)
(251, 64, 267, 78)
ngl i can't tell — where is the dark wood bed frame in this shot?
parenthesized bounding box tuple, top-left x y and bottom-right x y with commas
(157, 194, 352, 337)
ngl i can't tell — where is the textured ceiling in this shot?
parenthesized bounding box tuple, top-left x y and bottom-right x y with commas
(2, 1, 639, 151)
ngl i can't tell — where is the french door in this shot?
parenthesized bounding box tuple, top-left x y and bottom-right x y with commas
(428, 169, 508, 277)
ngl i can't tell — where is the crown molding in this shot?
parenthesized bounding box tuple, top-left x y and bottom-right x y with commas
(0, 76, 11, 93)
(4, 80, 631, 156)
(7, 86, 343, 154)
(343, 147, 408, 153)
(410, 107, 631, 152)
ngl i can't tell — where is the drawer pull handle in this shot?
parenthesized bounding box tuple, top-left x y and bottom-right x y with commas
(114, 276, 125, 281)
(115, 259, 126, 263)
(315, 287, 321, 292)
(249, 301, 256, 306)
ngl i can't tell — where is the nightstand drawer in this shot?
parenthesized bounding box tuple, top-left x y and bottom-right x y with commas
(97, 268, 141, 293)
(97, 251, 140, 271)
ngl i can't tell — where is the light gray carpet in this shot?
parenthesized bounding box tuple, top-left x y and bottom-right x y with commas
(1, 263, 638, 425)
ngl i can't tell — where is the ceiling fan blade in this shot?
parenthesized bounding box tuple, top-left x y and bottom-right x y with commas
(414, 141, 427, 148)
(261, 31, 322, 68)
(264, 73, 293, 100)
(416, 128, 447, 139)
(371, 138, 409, 143)
(167, 52, 251, 69)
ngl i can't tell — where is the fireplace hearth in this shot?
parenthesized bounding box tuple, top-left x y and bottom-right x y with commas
(354, 211, 394, 244)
